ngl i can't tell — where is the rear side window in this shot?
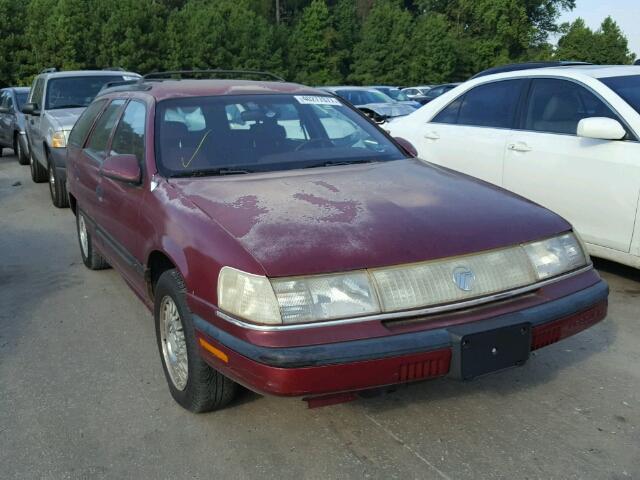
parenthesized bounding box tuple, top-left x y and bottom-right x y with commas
(456, 80, 524, 128)
(524, 78, 618, 135)
(85, 99, 125, 159)
(68, 99, 107, 147)
(110, 101, 146, 163)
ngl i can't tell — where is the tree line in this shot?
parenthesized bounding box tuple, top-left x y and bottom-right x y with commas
(0, 0, 635, 89)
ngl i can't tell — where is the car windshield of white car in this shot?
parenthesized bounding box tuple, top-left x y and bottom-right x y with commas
(155, 94, 406, 177)
(45, 76, 125, 110)
(601, 75, 640, 115)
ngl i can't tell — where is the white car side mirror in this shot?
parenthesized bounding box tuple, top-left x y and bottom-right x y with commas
(577, 117, 626, 141)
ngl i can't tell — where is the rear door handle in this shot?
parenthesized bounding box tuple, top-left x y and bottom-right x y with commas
(424, 131, 440, 140)
(508, 142, 531, 152)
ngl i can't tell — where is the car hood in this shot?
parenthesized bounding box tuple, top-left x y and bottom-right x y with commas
(170, 159, 570, 277)
(45, 107, 85, 131)
(356, 103, 416, 118)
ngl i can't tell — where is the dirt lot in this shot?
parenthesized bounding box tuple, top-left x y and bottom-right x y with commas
(1, 151, 638, 480)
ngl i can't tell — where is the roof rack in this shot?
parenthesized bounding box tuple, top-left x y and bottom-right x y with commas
(470, 61, 593, 79)
(142, 69, 285, 82)
(40, 67, 57, 74)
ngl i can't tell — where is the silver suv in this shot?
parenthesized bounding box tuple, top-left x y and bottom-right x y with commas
(22, 68, 140, 207)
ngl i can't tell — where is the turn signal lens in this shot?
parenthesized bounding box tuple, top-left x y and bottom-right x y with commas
(51, 131, 67, 148)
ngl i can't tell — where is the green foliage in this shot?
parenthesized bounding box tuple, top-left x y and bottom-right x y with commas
(350, 0, 413, 84)
(0, 0, 635, 88)
(288, 0, 342, 84)
(556, 16, 635, 64)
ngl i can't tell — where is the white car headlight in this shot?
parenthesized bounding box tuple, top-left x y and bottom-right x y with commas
(271, 271, 380, 324)
(523, 232, 589, 280)
(217, 267, 282, 325)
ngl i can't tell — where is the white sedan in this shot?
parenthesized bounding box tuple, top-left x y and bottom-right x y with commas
(388, 65, 640, 269)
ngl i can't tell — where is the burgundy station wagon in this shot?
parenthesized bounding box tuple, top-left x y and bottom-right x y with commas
(66, 71, 608, 412)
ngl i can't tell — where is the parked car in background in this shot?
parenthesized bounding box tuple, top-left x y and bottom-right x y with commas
(419, 83, 461, 104)
(0, 87, 30, 164)
(67, 71, 607, 413)
(22, 68, 140, 207)
(401, 85, 433, 104)
(388, 65, 640, 269)
(319, 86, 417, 121)
(370, 86, 421, 108)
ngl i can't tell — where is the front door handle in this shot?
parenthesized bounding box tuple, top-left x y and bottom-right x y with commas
(424, 131, 440, 140)
(508, 142, 531, 152)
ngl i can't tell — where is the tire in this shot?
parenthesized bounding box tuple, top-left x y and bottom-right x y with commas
(47, 151, 69, 208)
(30, 149, 47, 183)
(76, 210, 110, 270)
(15, 134, 29, 165)
(155, 269, 237, 413)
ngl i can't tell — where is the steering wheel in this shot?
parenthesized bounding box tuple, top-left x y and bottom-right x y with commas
(295, 138, 334, 151)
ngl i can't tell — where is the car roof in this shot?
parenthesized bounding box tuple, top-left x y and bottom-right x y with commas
(102, 79, 327, 101)
(474, 65, 640, 83)
(40, 70, 140, 79)
(321, 86, 379, 92)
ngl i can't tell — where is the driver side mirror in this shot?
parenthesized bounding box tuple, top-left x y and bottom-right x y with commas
(393, 137, 418, 157)
(100, 154, 141, 185)
(21, 102, 40, 116)
(577, 117, 626, 141)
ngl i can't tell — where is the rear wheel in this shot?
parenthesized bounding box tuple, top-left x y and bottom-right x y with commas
(15, 135, 28, 165)
(76, 211, 110, 270)
(48, 152, 68, 208)
(30, 150, 47, 183)
(155, 269, 237, 413)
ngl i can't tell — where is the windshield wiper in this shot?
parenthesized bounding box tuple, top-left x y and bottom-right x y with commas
(171, 168, 253, 178)
(49, 104, 87, 109)
(303, 159, 377, 169)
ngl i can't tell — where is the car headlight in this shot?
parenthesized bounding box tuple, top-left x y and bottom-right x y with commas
(523, 232, 589, 280)
(51, 130, 67, 148)
(217, 267, 281, 325)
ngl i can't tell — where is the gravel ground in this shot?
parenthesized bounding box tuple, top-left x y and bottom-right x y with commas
(1, 151, 638, 479)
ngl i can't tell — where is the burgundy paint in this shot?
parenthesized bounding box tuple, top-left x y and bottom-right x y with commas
(100, 154, 141, 184)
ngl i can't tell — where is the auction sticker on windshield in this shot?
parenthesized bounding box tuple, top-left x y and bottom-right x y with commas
(294, 95, 342, 105)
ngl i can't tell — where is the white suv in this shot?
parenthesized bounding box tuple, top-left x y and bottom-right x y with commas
(388, 65, 640, 269)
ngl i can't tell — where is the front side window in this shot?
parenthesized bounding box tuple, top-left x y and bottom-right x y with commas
(110, 101, 146, 163)
(30, 78, 44, 107)
(600, 74, 640, 116)
(45, 75, 125, 110)
(155, 94, 405, 177)
(68, 99, 107, 147)
(85, 99, 126, 159)
(524, 78, 617, 135)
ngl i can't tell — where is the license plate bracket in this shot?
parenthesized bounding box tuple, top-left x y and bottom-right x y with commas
(454, 323, 531, 380)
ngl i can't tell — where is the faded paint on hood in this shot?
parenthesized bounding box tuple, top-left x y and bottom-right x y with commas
(169, 159, 570, 277)
(45, 107, 85, 131)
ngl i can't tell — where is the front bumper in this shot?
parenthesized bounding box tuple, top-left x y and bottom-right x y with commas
(194, 280, 608, 398)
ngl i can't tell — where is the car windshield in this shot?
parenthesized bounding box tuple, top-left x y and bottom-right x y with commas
(336, 89, 394, 105)
(600, 75, 640, 115)
(382, 88, 410, 101)
(156, 94, 405, 177)
(45, 76, 125, 109)
(15, 91, 28, 109)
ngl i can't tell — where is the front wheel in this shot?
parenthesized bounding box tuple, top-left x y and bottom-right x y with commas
(155, 269, 237, 413)
(48, 153, 68, 208)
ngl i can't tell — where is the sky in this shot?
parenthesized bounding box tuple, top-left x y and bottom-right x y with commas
(556, 0, 640, 58)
